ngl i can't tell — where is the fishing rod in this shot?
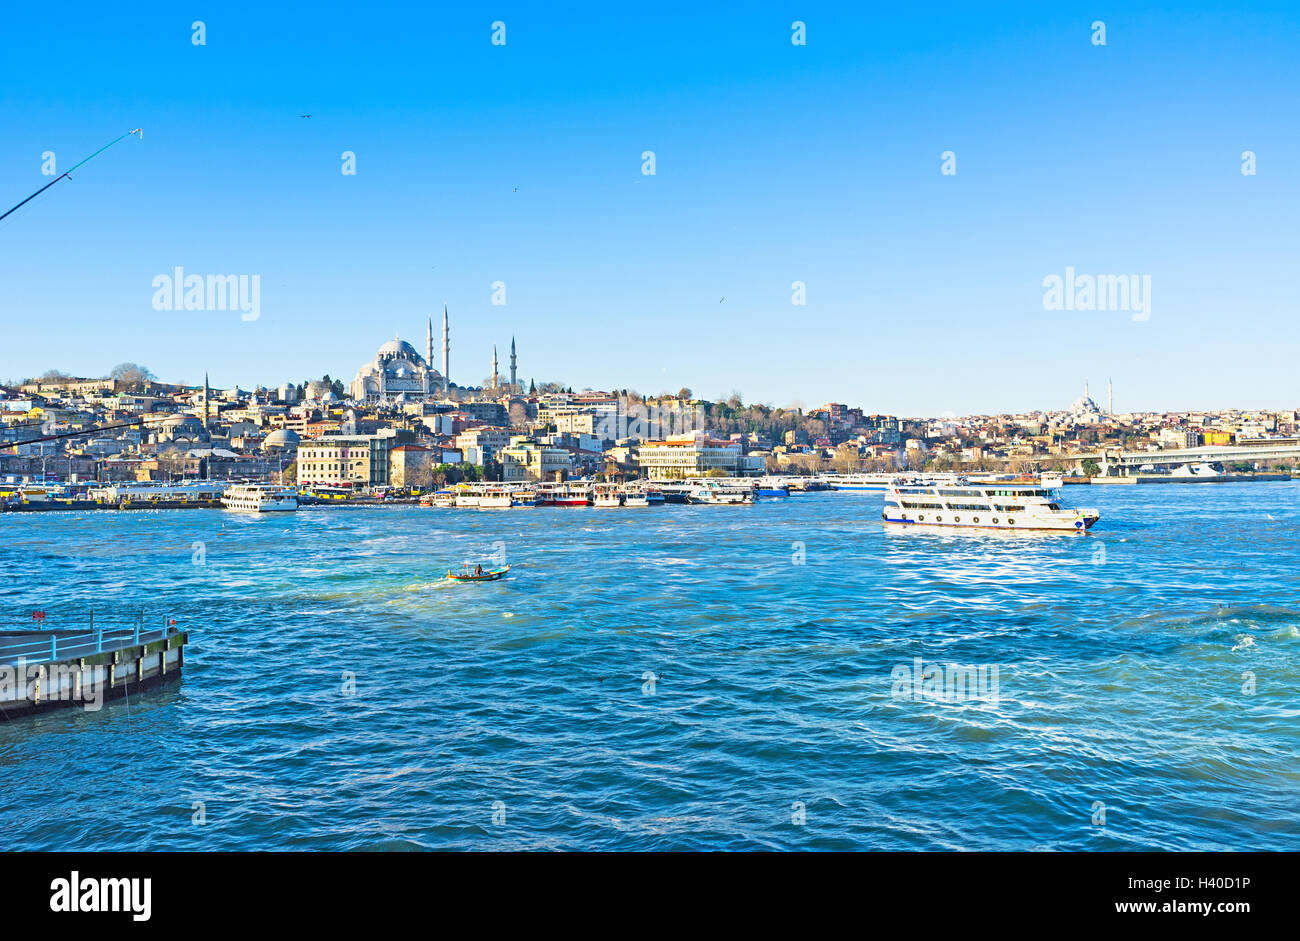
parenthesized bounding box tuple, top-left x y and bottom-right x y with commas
(0, 414, 170, 453)
(0, 128, 142, 224)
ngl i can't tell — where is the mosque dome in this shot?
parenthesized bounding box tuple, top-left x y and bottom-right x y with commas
(377, 337, 422, 362)
(262, 428, 301, 452)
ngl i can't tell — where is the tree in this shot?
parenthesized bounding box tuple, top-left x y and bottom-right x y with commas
(677, 387, 692, 400)
(1080, 459, 1101, 477)
(110, 363, 156, 386)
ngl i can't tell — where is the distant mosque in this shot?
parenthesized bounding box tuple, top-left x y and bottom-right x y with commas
(350, 308, 451, 404)
(1066, 379, 1112, 423)
(349, 308, 521, 404)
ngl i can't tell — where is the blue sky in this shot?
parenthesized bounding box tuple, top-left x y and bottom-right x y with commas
(1, 1, 1296, 415)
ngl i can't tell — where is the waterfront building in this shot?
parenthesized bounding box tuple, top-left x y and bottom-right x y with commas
(296, 434, 392, 490)
(500, 437, 573, 482)
(388, 444, 433, 488)
(636, 433, 743, 480)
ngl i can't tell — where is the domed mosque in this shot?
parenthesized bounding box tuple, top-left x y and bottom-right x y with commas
(1065, 380, 1108, 423)
(261, 428, 300, 453)
(350, 312, 449, 404)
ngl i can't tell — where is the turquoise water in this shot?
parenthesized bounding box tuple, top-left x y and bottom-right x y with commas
(2, 483, 1297, 850)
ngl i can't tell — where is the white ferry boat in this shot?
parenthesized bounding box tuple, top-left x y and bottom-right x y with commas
(592, 483, 623, 507)
(882, 480, 1098, 532)
(478, 486, 512, 509)
(687, 480, 754, 505)
(826, 473, 902, 491)
(622, 483, 650, 507)
(221, 483, 298, 512)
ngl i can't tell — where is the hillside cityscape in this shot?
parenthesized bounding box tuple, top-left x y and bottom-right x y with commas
(3, 323, 1298, 491)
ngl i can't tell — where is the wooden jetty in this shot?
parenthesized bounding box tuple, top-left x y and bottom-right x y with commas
(0, 617, 189, 718)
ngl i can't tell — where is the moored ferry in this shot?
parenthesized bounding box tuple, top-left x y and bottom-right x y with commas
(882, 480, 1098, 532)
(687, 480, 754, 505)
(754, 476, 791, 497)
(478, 486, 512, 509)
(656, 482, 693, 503)
(825, 473, 902, 491)
(510, 486, 540, 507)
(592, 483, 623, 507)
(540, 481, 591, 506)
(221, 483, 299, 512)
(622, 483, 651, 507)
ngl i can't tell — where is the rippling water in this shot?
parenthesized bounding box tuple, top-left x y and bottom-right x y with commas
(2, 483, 1297, 850)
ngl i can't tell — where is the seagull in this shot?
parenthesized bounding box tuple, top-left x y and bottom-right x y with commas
(299, 114, 312, 119)
(512, 186, 518, 192)
(719, 297, 725, 303)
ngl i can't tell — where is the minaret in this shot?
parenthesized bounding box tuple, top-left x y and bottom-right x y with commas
(441, 305, 450, 394)
(492, 345, 499, 388)
(426, 314, 433, 367)
(1084, 380, 1089, 401)
(510, 336, 517, 388)
(1107, 378, 1113, 416)
(202, 372, 210, 430)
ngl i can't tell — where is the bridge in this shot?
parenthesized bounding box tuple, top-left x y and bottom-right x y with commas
(1073, 440, 1300, 474)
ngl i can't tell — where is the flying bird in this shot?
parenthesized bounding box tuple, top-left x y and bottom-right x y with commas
(299, 114, 312, 119)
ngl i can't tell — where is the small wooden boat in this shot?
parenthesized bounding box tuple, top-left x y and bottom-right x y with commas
(446, 565, 510, 582)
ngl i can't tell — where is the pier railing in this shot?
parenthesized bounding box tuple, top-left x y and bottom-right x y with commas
(0, 608, 181, 666)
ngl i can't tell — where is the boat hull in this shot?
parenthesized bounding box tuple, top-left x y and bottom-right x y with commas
(447, 565, 510, 581)
(882, 515, 1098, 532)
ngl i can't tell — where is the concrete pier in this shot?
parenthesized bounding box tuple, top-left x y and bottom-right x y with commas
(0, 623, 189, 718)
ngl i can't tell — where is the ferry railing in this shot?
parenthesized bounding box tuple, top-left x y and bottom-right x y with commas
(0, 608, 181, 666)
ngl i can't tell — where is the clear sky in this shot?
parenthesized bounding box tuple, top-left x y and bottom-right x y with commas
(1, 1, 1296, 415)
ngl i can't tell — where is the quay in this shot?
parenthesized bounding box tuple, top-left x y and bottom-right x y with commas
(0, 616, 189, 718)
